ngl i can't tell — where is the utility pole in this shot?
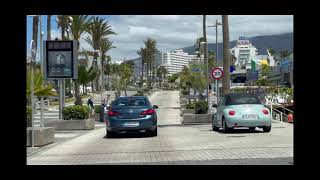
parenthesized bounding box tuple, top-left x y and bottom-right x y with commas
(209, 19, 222, 103)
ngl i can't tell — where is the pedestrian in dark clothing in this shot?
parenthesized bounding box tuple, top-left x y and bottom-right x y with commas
(87, 97, 94, 108)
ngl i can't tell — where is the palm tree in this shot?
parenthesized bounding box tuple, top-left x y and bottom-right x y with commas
(47, 15, 51, 40)
(180, 65, 192, 95)
(222, 15, 231, 95)
(203, 15, 208, 78)
(279, 49, 291, 59)
(104, 55, 112, 90)
(85, 16, 116, 91)
(267, 48, 275, 56)
(68, 15, 90, 105)
(57, 15, 72, 40)
(137, 47, 147, 87)
(143, 38, 158, 87)
(119, 62, 134, 96)
(27, 68, 58, 99)
(100, 38, 115, 92)
(194, 37, 205, 59)
(162, 66, 168, 85)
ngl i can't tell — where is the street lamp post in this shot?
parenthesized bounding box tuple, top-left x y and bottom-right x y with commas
(209, 19, 222, 104)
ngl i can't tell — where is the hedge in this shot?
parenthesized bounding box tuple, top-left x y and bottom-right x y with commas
(194, 101, 208, 114)
(62, 105, 90, 120)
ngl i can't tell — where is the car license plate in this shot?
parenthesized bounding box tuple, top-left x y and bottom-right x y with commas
(243, 115, 259, 120)
(123, 122, 139, 127)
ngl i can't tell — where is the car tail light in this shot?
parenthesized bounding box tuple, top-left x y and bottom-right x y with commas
(108, 110, 121, 116)
(262, 109, 269, 115)
(141, 109, 155, 115)
(229, 110, 236, 116)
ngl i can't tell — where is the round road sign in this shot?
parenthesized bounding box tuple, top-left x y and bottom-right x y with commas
(211, 67, 223, 80)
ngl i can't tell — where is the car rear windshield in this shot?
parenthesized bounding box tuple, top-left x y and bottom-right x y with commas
(225, 95, 261, 105)
(115, 98, 148, 107)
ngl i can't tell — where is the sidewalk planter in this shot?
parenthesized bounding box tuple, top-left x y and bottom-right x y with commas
(182, 113, 195, 123)
(45, 118, 95, 130)
(181, 109, 195, 116)
(182, 113, 212, 123)
(195, 114, 212, 123)
(26, 127, 54, 147)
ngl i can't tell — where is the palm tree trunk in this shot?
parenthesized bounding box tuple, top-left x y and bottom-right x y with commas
(47, 15, 51, 40)
(74, 80, 82, 105)
(32, 16, 39, 52)
(141, 61, 144, 87)
(222, 15, 230, 95)
(203, 15, 208, 76)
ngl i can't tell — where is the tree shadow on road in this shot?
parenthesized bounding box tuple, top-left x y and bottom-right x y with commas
(103, 132, 152, 139)
(213, 128, 266, 134)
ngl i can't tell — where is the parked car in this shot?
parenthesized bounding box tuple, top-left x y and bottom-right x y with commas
(212, 93, 271, 133)
(105, 96, 158, 138)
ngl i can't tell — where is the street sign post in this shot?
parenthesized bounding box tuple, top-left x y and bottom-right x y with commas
(211, 67, 224, 105)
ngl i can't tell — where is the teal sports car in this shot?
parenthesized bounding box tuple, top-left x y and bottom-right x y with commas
(212, 93, 271, 133)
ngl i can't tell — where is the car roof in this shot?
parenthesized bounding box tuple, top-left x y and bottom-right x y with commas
(224, 93, 258, 98)
(118, 96, 147, 100)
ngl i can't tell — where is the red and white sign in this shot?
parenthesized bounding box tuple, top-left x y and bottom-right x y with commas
(211, 67, 223, 80)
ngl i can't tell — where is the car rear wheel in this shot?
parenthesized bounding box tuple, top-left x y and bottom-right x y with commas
(212, 123, 219, 131)
(263, 126, 271, 132)
(151, 127, 158, 137)
(106, 129, 115, 138)
(222, 118, 231, 133)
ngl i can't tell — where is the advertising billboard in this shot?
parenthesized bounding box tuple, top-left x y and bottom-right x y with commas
(43, 40, 78, 79)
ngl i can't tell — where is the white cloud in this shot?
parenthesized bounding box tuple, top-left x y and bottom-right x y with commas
(51, 29, 61, 40)
(75, 15, 293, 62)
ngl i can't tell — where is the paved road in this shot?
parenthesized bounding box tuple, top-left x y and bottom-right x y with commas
(27, 90, 293, 165)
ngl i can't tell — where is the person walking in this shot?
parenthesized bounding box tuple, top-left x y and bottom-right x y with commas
(87, 97, 94, 114)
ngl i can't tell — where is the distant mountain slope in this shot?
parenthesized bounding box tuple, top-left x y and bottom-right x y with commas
(182, 32, 293, 61)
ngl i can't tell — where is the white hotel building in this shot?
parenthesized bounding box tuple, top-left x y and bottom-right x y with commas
(160, 49, 197, 75)
(128, 49, 201, 79)
(230, 36, 258, 70)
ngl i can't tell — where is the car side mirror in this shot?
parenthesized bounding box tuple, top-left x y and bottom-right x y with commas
(153, 105, 158, 109)
(212, 104, 218, 108)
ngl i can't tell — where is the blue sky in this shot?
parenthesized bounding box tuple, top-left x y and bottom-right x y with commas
(27, 15, 293, 62)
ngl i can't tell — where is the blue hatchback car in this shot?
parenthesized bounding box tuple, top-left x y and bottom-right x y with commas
(105, 96, 158, 138)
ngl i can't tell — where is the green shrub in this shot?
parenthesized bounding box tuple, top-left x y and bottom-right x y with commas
(182, 90, 189, 95)
(26, 106, 32, 127)
(186, 102, 195, 109)
(133, 92, 144, 96)
(94, 105, 101, 113)
(142, 87, 149, 92)
(62, 105, 90, 120)
(194, 101, 208, 114)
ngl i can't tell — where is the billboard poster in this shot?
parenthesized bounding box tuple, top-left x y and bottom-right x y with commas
(43, 40, 78, 79)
